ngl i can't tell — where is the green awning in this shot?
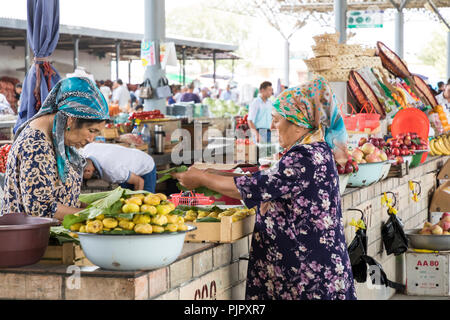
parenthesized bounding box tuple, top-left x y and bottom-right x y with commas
(166, 73, 194, 84)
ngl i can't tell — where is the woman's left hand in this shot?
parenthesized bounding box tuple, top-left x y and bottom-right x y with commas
(171, 167, 205, 190)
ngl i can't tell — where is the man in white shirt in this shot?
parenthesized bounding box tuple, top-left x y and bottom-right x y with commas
(436, 80, 450, 117)
(0, 93, 13, 115)
(247, 81, 273, 143)
(112, 79, 131, 113)
(99, 80, 112, 105)
(82, 143, 156, 192)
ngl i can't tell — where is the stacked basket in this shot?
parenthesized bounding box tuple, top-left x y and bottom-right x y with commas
(304, 32, 381, 82)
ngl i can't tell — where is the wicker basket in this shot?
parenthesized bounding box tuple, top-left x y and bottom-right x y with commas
(362, 56, 383, 69)
(312, 43, 339, 57)
(359, 47, 376, 57)
(304, 57, 335, 71)
(338, 44, 362, 55)
(313, 32, 340, 46)
(316, 69, 350, 82)
(336, 55, 358, 69)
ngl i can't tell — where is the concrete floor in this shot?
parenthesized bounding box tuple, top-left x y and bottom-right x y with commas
(390, 293, 449, 300)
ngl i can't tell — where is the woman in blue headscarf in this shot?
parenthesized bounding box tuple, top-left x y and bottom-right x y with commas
(1, 77, 109, 221)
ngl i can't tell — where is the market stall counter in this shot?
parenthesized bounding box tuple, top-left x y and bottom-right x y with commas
(0, 155, 447, 300)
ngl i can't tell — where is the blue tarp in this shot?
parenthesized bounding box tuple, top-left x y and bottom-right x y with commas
(14, 0, 61, 134)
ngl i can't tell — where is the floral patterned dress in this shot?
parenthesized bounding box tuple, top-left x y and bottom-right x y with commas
(234, 142, 357, 300)
(1, 126, 82, 218)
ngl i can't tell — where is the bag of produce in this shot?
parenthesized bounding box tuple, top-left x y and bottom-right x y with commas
(381, 211, 409, 256)
(347, 209, 368, 283)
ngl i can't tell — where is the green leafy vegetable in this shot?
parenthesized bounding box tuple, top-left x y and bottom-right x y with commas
(176, 183, 222, 199)
(79, 191, 111, 204)
(49, 226, 80, 245)
(157, 165, 188, 184)
(195, 217, 221, 223)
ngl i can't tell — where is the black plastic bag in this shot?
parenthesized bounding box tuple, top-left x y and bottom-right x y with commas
(347, 209, 368, 283)
(381, 212, 409, 256)
(361, 255, 405, 291)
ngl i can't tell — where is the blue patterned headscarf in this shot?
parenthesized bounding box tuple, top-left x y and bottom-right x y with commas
(15, 77, 109, 183)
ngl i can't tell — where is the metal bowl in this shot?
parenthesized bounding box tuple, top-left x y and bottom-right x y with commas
(0, 212, 59, 268)
(380, 162, 392, 181)
(405, 228, 450, 251)
(76, 225, 197, 271)
(347, 161, 386, 187)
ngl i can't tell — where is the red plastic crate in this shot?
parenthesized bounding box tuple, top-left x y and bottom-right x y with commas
(170, 192, 214, 207)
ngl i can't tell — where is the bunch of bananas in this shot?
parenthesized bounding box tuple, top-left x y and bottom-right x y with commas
(184, 207, 256, 223)
(429, 134, 450, 156)
(70, 193, 188, 234)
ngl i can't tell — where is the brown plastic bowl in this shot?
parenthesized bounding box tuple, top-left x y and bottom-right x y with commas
(0, 212, 59, 268)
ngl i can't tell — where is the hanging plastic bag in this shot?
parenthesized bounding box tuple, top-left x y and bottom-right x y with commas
(347, 209, 368, 283)
(361, 255, 405, 291)
(139, 79, 153, 99)
(381, 192, 409, 256)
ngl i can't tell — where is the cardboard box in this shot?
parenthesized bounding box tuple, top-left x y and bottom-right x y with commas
(429, 180, 450, 224)
(185, 215, 255, 243)
(40, 243, 94, 266)
(406, 251, 450, 296)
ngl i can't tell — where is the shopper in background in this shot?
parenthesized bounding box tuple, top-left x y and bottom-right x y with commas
(112, 79, 131, 113)
(248, 81, 273, 143)
(437, 81, 445, 95)
(220, 84, 233, 101)
(99, 80, 112, 105)
(436, 79, 450, 115)
(82, 142, 156, 193)
(13, 83, 22, 114)
(0, 92, 14, 115)
(180, 82, 201, 103)
(200, 87, 211, 101)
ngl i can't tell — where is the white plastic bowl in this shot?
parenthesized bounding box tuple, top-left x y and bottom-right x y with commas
(338, 174, 350, 195)
(77, 225, 196, 271)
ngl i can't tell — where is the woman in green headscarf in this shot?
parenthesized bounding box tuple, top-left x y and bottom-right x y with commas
(1, 77, 110, 221)
(173, 77, 355, 300)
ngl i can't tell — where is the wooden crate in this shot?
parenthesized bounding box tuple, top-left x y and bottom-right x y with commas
(184, 215, 255, 243)
(40, 242, 94, 266)
(388, 162, 409, 178)
(102, 128, 119, 139)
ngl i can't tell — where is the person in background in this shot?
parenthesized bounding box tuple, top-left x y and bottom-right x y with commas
(129, 89, 137, 108)
(112, 79, 131, 113)
(82, 142, 156, 193)
(176, 86, 187, 103)
(99, 80, 112, 105)
(13, 83, 22, 114)
(200, 87, 211, 101)
(135, 104, 144, 112)
(0, 92, 14, 115)
(220, 84, 232, 101)
(436, 79, 450, 115)
(437, 81, 445, 95)
(180, 82, 201, 103)
(428, 84, 438, 96)
(167, 85, 178, 105)
(248, 81, 273, 144)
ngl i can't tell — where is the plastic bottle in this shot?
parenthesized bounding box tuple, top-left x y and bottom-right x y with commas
(132, 124, 140, 136)
(140, 124, 152, 154)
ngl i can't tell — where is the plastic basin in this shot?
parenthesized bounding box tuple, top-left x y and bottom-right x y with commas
(76, 225, 197, 271)
(409, 150, 428, 168)
(0, 212, 59, 268)
(339, 174, 350, 195)
(347, 161, 386, 187)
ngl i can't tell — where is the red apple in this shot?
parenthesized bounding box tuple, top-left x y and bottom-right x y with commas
(379, 150, 388, 161)
(395, 156, 404, 165)
(351, 160, 359, 172)
(337, 164, 345, 175)
(392, 148, 400, 156)
(344, 162, 354, 174)
(352, 149, 364, 162)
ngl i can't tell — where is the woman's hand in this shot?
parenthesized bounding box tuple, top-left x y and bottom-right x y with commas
(171, 167, 205, 190)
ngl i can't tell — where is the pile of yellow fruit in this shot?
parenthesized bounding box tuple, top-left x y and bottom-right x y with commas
(70, 193, 189, 234)
(184, 207, 256, 223)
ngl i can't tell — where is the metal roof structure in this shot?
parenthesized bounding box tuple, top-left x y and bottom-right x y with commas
(279, 0, 450, 13)
(0, 17, 239, 61)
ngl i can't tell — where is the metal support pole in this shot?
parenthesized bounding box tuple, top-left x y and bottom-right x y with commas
(143, 0, 166, 113)
(115, 40, 121, 81)
(231, 58, 235, 80)
(24, 35, 30, 73)
(334, 0, 347, 44)
(394, 9, 404, 59)
(182, 47, 186, 85)
(73, 36, 80, 71)
(213, 50, 217, 84)
(128, 59, 132, 84)
(284, 39, 290, 87)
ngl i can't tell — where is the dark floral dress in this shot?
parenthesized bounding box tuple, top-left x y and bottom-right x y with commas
(1, 126, 82, 217)
(234, 142, 356, 300)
